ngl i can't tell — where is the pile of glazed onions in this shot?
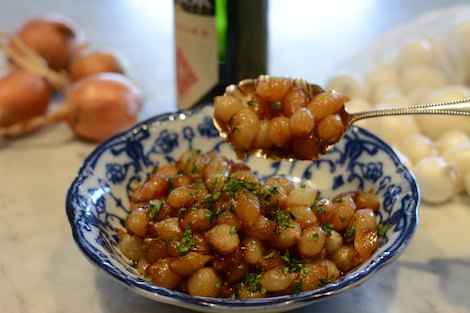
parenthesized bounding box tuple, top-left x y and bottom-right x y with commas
(0, 14, 143, 142)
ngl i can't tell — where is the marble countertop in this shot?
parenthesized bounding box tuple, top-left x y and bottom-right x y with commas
(1, 1, 470, 313)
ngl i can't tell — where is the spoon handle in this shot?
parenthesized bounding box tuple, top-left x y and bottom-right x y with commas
(348, 98, 470, 124)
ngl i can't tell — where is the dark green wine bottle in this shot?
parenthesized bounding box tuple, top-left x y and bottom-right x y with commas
(174, 0, 268, 109)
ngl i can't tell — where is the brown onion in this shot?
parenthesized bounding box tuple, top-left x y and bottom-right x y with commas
(64, 73, 142, 141)
(12, 14, 85, 71)
(0, 70, 51, 127)
(0, 72, 143, 142)
(69, 50, 125, 81)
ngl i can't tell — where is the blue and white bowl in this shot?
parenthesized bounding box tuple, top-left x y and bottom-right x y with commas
(66, 104, 419, 313)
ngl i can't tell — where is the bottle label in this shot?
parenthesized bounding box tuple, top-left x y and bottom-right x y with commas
(175, 1, 218, 109)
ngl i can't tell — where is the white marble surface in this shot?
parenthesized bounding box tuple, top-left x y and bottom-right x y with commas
(1, 1, 470, 313)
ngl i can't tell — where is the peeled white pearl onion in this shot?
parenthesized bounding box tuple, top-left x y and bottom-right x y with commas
(344, 98, 371, 128)
(447, 21, 470, 85)
(370, 83, 403, 104)
(442, 143, 470, 191)
(326, 75, 369, 100)
(465, 172, 470, 197)
(391, 146, 413, 170)
(365, 64, 400, 87)
(435, 130, 470, 153)
(400, 65, 447, 96)
(344, 98, 371, 112)
(381, 97, 413, 108)
(398, 134, 438, 165)
(366, 104, 421, 146)
(431, 36, 466, 85)
(395, 39, 437, 70)
(415, 85, 470, 139)
(413, 157, 459, 204)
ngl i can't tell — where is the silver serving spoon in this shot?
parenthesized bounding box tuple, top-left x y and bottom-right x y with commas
(217, 76, 470, 160)
(347, 97, 470, 124)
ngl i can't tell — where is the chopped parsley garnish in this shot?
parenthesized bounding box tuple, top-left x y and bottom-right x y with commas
(167, 178, 174, 192)
(318, 278, 328, 287)
(247, 100, 258, 107)
(344, 224, 355, 239)
(222, 175, 259, 198)
(271, 210, 294, 229)
(300, 266, 311, 276)
(318, 274, 336, 287)
(212, 190, 221, 201)
(257, 186, 279, 205)
(315, 201, 328, 214)
(149, 199, 164, 220)
(227, 202, 235, 213)
(191, 166, 201, 174)
(204, 208, 224, 222)
(281, 250, 310, 273)
(376, 223, 393, 237)
(292, 280, 303, 294)
(239, 272, 266, 294)
(210, 177, 219, 188)
(229, 225, 237, 235)
(200, 190, 222, 212)
(176, 226, 196, 255)
(321, 223, 334, 236)
(264, 251, 276, 259)
(177, 207, 186, 217)
(228, 293, 237, 300)
(339, 216, 347, 223)
(310, 232, 319, 241)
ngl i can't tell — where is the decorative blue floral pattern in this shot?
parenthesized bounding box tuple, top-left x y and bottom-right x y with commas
(66, 105, 420, 313)
(105, 163, 127, 184)
(154, 129, 179, 154)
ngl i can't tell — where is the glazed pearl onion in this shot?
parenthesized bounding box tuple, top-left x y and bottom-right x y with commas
(398, 134, 438, 165)
(366, 104, 421, 146)
(229, 107, 260, 150)
(289, 108, 315, 137)
(435, 130, 470, 153)
(413, 157, 459, 204)
(286, 187, 317, 208)
(187, 267, 220, 297)
(326, 75, 369, 100)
